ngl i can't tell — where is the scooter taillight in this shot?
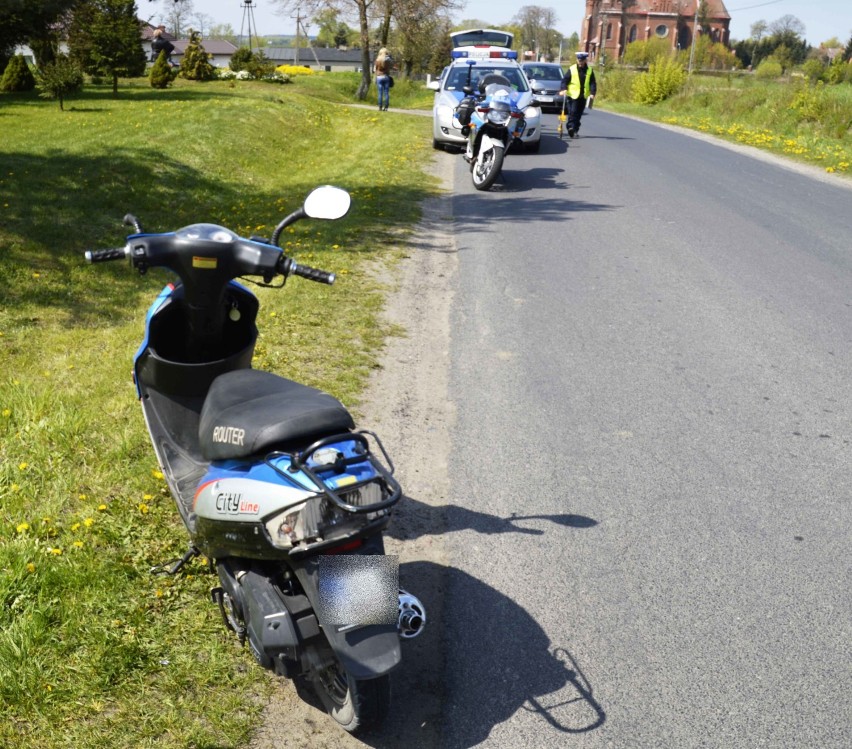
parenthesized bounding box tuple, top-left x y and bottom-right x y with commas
(321, 538, 365, 555)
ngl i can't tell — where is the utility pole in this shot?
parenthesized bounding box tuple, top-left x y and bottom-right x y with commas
(688, 1, 699, 73)
(292, 8, 301, 66)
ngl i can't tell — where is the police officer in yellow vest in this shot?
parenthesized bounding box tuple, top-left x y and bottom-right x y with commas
(559, 51, 597, 138)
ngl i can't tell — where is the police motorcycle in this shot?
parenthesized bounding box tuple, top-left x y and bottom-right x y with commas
(84, 186, 426, 736)
(456, 72, 529, 191)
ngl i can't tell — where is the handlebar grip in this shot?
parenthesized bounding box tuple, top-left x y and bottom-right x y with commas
(291, 262, 336, 285)
(85, 247, 128, 263)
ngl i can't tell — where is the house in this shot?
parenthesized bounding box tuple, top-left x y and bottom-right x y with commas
(262, 47, 365, 73)
(581, 0, 732, 61)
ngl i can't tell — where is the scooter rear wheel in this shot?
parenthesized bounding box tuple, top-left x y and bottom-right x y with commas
(311, 656, 390, 735)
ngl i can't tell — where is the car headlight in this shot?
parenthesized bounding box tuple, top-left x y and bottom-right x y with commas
(524, 106, 541, 119)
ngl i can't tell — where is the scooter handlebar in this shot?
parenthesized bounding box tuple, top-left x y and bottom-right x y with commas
(84, 246, 129, 263)
(282, 258, 336, 285)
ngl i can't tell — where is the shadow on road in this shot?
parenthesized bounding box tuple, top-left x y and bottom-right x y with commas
(387, 495, 598, 540)
(361, 560, 606, 748)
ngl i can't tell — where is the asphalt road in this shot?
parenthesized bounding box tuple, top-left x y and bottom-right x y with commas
(439, 111, 852, 747)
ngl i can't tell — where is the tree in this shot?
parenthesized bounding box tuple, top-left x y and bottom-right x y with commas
(35, 54, 84, 109)
(513, 6, 561, 60)
(389, 0, 457, 75)
(207, 23, 238, 45)
(179, 30, 216, 80)
(314, 8, 342, 47)
(149, 49, 174, 87)
(1, 54, 36, 92)
(750, 20, 767, 42)
(68, 0, 147, 95)
(157, 0, 194, 39)
(0, 0, 78, 68)
(768, 14, 805, 39)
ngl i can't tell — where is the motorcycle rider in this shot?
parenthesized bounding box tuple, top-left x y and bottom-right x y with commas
(559, 51, 596, 138)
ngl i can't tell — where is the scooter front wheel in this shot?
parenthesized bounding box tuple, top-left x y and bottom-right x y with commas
(311, 657, 390, 735)
(471, 144, 504, 191)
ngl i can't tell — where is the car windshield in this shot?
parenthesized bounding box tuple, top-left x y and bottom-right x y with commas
(444, 65, 528, 93)
(523, 65, 564, 80)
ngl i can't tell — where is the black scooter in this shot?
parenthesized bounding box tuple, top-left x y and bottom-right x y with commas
(84, 186, 426, 735)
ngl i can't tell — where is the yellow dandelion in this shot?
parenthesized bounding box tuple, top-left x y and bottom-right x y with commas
(16, 522, 30, 534)
(71, 522, 81, 531)
(155, 589, 164, 598)
(48, 547, 63, 556)
(18, 462, 28, 470)
(97, 504, 107, 512)
(26, 563, 36, 573)
(83, 517, 94, 527)
(143, 494, 154, 500)
(2, 409, 10, 417)
(78, 494, 87, 500)
(152, 470, 164, 480)
(11, 484, 20, 492)
(73, 541, 84, 549)
(138, 503, 149, 514)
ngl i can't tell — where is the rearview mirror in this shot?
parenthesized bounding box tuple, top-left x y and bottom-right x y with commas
(303, 186, 351, 220)
(426, 80, 440, 91)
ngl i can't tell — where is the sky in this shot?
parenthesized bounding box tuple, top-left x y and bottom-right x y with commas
(164, 1, 852, 48)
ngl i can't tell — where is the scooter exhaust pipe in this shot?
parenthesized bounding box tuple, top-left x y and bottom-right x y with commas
(398, 589, 426, 639)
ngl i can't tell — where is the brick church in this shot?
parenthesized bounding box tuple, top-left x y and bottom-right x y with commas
(581, 0, 732, 61)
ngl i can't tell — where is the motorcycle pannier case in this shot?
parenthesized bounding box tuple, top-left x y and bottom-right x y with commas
(455, 96, 477, 128)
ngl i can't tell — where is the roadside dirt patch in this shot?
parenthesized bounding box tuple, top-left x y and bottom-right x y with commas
(247, 152, 457, 748)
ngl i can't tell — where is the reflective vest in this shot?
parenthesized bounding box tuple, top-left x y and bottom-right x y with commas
(568, 64, 591, 99)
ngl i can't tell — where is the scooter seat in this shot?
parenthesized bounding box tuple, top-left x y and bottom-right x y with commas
(199, 369, 354, 461)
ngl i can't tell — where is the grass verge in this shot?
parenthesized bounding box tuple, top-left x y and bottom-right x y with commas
(0, 74, 435, 748)
(599, 69, 852, 175)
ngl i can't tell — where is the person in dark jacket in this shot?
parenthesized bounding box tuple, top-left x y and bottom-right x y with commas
(151, 25, 175, 62)
(559, 51, 597, 138)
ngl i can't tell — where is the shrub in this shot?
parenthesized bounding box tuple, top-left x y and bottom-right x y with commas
(599, 68, 636, 103)
(623, 38, 671, 67)
(755, 58, 783, 80)
(631, 56, 686, 104)
(275, 64, 315, 77)
(35, 55, 84, 110)
(802, 58, 826, 83)
(789, 80, 828, 122)
(149, 50, 175, 88)
(229, 47, 254, 72)
(262, 72, 291, 84)
(179, 31, 216, 81)
(1, 54, 36, 92)
(823, 56, 848, 85)
(244, 51, 275, 80)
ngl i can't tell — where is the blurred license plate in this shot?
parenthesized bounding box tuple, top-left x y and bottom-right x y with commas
(537, 96, 554, 103)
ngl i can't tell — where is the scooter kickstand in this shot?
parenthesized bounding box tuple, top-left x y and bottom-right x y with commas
(150, 545, 201, 575)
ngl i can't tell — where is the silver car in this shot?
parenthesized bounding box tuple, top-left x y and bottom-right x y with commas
(428, 59, 542, 153)
(521, 62, 566, 113)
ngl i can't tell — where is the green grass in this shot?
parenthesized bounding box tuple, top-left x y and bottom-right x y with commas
(599, 69, 852, 174)
(0, 74, 436, 748)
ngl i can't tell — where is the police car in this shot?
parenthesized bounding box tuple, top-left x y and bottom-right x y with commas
(428, 29, 541, 152)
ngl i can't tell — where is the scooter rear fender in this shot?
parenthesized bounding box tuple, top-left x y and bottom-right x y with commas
(292, 540, 401, 679)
